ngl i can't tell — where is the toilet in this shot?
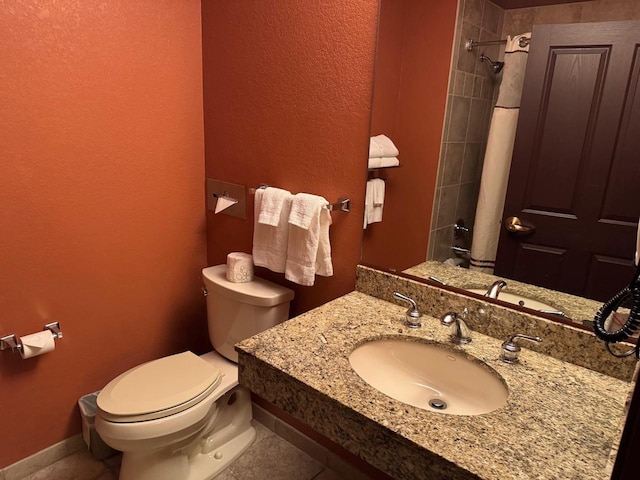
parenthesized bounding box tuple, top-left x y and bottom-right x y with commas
(95, 265, 294, 480)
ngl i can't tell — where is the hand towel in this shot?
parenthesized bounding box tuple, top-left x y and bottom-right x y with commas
(368, 157, 400, 169)
(252, 188, 292, 273)
(369, 134, 399, 158)
(285, 193, 333, 286)
(364, 180, 374, 228)
(315, 208, 333, 278)
(258, 187, 291, 226)
(364, 179, 385, 228)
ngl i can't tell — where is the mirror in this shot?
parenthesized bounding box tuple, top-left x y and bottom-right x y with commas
(362, 0, 640, 326)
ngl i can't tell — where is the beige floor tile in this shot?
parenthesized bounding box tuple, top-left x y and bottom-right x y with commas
(102, 453, 121, 476)
(93, 470, 118, 480)
(273, 418, 328, 464)
(312, 469, 344, 480)
(214, 468, 239, 480)
(251, 419, 274, 445)
(228, 433, 323, 480)
(21, 450, 106, 480)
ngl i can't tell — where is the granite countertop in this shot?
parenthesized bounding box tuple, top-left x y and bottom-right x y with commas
(237, 291, 633, 480)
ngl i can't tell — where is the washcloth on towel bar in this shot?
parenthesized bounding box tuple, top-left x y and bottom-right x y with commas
(252, 187, 292, 273)
(364, 179, 385, 229)
(258, 187, 292, 226)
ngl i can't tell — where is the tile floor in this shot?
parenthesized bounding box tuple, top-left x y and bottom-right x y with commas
(20, 421, 347, 480)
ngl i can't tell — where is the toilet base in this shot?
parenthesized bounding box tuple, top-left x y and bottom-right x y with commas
(118, 426, 256, 480)
(186, 426, 256, 480)
(118, 386, 256, 480)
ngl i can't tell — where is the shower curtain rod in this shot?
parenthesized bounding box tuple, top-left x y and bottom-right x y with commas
(465, 36, 530, 51)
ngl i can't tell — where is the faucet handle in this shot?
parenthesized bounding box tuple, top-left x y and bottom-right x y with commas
(440, 311, 459, 327)
(500, 334, 542, 364)
(393, 292, 422, 329)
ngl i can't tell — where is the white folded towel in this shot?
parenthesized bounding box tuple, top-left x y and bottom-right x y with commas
(368, 156, 400, 169)
(369, 134, 399, 158)
(258, 187, 291, 226)
(363, 179, 385, 229)
(285, 193, 333, 286)
(252, 187, 293, 273)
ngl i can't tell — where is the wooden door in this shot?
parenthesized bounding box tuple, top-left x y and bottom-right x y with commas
(495, 21, 640, 302)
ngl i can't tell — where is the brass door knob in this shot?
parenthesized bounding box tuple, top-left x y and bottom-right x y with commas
(504, 216, 535, 234)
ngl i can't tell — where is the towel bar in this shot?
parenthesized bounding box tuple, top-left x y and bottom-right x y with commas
(465, 36, 530, 51)
(249, 185, 350, 213)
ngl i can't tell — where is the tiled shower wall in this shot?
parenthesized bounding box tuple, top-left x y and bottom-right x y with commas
(428, 0, 640, 264)
(428, 0, 505, 262)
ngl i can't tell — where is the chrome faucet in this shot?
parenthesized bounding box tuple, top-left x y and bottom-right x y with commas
(485, 280, 507, 299)
(440, 308, 472, 344)
(393, 292, 422, 329)
(500, 334, 542, 363)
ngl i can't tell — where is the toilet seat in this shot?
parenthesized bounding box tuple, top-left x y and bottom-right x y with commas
(97, 351, 222, 423)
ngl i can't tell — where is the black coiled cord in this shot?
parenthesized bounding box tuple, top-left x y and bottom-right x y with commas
(592, 266, 640, 358)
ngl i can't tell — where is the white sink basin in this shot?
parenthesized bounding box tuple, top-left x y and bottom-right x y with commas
(468, 289, 558, 312)
(349, 339, 508, 415)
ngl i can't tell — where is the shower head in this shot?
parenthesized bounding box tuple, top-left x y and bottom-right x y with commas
(480, 54, 504, 74)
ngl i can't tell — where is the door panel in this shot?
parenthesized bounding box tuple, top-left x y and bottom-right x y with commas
(512, 243, 566, 290)
(495, 21, 640, 302)
(585, 255, 636, 301)
(601, 45, 640, 224)
(525, 48, 609, 215)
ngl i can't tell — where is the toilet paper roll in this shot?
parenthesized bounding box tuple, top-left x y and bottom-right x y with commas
(226, 252, 254, 283)
(19, 331, 55, 359)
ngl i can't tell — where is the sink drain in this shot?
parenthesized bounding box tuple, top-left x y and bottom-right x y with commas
(429, 398, 447, 410)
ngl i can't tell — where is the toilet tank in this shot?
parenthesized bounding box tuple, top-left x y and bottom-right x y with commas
(202, 265, 294, 363)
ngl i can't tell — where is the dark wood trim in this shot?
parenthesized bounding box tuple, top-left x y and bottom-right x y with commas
(612, 377, 640, 480)
(492, 0, 585, 9)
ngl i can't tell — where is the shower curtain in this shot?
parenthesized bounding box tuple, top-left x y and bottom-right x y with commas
(470, 33, 531, 274)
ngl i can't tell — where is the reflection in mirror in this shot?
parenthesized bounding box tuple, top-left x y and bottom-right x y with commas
(363, 0, 640, 322)
(403, 260, 603, 328)
(360, 1, 457, 270)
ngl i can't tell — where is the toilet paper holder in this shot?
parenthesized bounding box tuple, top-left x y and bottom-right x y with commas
(0, 322, 63, 353)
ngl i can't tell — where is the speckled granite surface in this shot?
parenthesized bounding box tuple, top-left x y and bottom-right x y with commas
(403, 261, 608, 327)
(237, 292, 633, 480)
(357, 265, 637, 381)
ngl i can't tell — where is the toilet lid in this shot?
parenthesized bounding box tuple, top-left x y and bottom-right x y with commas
(97, 351, 222, 422)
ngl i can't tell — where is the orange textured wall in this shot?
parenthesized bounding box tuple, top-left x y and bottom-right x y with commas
(201, 0, 380, 315)
(362, 0, 457, 271)
(370, 0, 404, 136)
(0, 0, 206, 468)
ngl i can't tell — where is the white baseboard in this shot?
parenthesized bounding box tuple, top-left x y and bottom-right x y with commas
(0, 435, 84, 480)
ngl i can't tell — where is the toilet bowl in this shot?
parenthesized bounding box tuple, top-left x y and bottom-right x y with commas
(96, 351, 254, 480)
(95, 265, 294, 480)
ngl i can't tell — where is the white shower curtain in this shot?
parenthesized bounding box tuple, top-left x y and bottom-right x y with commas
(470, 33, 531, 274)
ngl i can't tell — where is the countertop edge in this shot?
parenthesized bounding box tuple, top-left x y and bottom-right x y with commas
(237, 350, 482, 480)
